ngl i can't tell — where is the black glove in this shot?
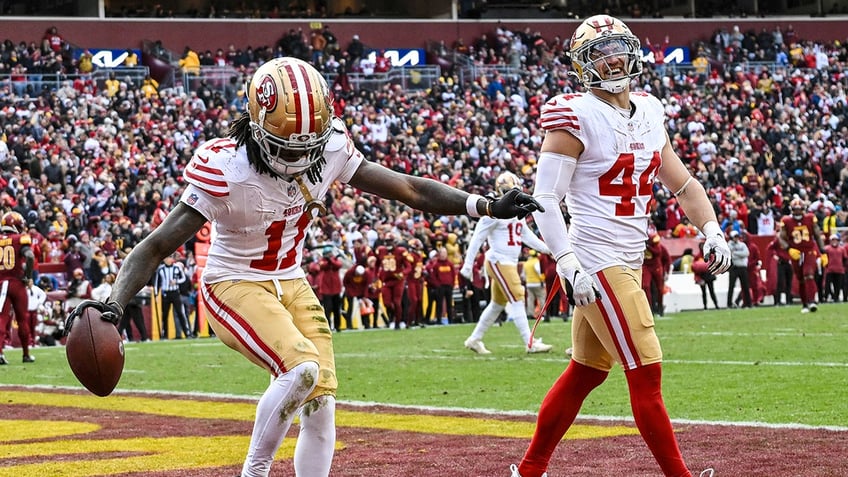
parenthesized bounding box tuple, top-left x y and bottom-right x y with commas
(489, 188, 545, 219)
(64, 300, 124, 335)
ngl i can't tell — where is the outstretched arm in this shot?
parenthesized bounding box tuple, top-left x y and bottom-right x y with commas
(109, 203, 208, 310)
(348, 160, 541, 219)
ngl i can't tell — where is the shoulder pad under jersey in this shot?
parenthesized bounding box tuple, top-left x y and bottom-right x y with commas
(540, 92, 588, 133)
(631, 91, 664, 116)
(184, 138, 250, 197)
(324, 117, 351, 153)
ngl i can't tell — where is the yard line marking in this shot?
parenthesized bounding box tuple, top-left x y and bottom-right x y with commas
(335, 352, 848, 368)
(664, 331, 838, 337)
(4, 384, 846, 432)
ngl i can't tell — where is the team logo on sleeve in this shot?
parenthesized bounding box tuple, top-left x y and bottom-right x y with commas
(255, 75, 278, 111)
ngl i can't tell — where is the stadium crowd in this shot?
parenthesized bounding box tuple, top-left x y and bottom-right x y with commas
(2, 22, 848, 344)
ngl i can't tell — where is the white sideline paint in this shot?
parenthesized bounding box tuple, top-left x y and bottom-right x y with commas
(337, 352, 848, 368)
(2, 383, 846, 432)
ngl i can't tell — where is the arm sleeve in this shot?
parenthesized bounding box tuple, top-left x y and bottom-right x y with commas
(532, 151, 577, 261)
(520, 223, 551, 255)
(461, 218, 496, 270)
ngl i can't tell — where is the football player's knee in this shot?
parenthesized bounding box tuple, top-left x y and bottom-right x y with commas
(505, 301, 526, 318)
(300, 395, 336, 432)
(294, 361, 320, 393)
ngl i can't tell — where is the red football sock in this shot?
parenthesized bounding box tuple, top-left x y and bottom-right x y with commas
(519, 360, 608, 477)
(805, 278, 818, 305)
(626, 363, 690, 477)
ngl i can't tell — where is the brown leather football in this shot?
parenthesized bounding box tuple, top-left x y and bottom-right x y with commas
(65, 306, 125, 396)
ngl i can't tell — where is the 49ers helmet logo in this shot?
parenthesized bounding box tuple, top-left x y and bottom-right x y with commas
(254, 75, 278, 111)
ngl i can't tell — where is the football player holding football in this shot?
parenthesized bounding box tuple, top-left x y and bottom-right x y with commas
(510, 15, 729, 477)
(67, 57, 542, 477)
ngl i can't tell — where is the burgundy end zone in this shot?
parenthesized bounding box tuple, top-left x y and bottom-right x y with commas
(5, 387, 846, 476)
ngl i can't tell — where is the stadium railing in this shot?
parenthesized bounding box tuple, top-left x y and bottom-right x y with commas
(1, 66, 151, 96)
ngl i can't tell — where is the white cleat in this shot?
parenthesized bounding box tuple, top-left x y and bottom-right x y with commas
(809, 303, 818, 312)
(801, 307, 810, 314)
(464, 337, 491, 354)
(565, 347, 574, 358)
(699, 469, 715, 477)
(527, 337, 553, 354)
(509, 464, 546, 477)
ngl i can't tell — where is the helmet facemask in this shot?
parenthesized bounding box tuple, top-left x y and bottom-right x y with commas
(249, 112, 332, 178)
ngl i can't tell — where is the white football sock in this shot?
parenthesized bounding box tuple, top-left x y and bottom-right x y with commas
(469, 302, 504, 341)
(294, 395, 336, 476)
(241, 361, 319, 477)
(505, 301, 532, 344)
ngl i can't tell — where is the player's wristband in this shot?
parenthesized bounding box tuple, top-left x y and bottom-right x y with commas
(702, 220, 722, 237)
(466, 194, 485, 218)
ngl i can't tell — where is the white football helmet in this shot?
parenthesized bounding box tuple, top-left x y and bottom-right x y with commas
(495, 171, 522, 196)
(247, 57, 334, 177)
(568, 14, 642, 94)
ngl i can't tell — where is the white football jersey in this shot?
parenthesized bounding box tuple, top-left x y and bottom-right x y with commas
(180, 118, 364, 283)
(462, 216, 549, 269)
(540, 91, 666, 272)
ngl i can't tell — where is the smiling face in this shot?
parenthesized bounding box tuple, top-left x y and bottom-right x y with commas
(569, 15, 642, 94)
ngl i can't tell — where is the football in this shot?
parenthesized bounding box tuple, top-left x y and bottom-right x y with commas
(65, 306, 125, 397)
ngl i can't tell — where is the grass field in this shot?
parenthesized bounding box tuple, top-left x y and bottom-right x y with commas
(3, 303, 847, 429)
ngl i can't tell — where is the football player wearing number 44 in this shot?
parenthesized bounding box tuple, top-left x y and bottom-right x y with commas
(68, 57, 543, 477)
(509, 15, 731, 477)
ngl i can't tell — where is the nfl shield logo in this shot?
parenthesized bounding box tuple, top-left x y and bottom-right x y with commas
(287, 183, 298, 197)
(186, 193, 199, 205)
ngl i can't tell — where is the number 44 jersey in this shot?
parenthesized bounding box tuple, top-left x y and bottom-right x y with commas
(540, 91, 667, 273)
(180, 118, 364, 283)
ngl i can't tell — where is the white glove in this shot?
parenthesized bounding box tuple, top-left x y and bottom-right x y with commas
(460, 263, 473, 280)
(556, 252, 598, 307)
(702, 222, 731, 275)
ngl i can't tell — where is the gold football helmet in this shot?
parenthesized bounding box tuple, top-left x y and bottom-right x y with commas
(568, 14, 642, 93)
(247, 57, 334, 177)
(495, 171, 522, 196)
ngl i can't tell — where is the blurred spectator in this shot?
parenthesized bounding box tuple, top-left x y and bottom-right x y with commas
(823, 234, 847, 302)
(319, 247, 345, 331)
(643, 233, 671, 317)
(523, 250, 546, 321)
(727, 230, 752, 309)
(179, 45, 201, 75)
(425, 246, 456, 325)
(342, 264, 372, 328)
(64, 267, 92, 313)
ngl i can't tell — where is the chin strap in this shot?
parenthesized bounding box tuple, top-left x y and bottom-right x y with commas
(293, 174, 327, 216)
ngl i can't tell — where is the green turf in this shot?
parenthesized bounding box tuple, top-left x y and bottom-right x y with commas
(2, 302, 846, 427)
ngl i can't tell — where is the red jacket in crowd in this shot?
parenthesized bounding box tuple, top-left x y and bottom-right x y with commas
(342, 265, 372, 298)
(425, 256, 457, 288)
(318, 254, 343, 296)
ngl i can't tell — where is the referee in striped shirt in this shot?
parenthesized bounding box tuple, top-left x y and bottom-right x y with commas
(154, 253, 193, 339)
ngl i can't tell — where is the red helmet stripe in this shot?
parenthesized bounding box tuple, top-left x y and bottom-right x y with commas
(283, 61, 317, 137)
(299, 63, 316, 136)
(283, 62, 304, 135)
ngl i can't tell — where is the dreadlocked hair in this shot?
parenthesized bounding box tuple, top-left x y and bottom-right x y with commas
(229, 112, 276, 177)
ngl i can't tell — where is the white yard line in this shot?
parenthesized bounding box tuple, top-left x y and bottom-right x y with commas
(4, 383, 846, 432)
